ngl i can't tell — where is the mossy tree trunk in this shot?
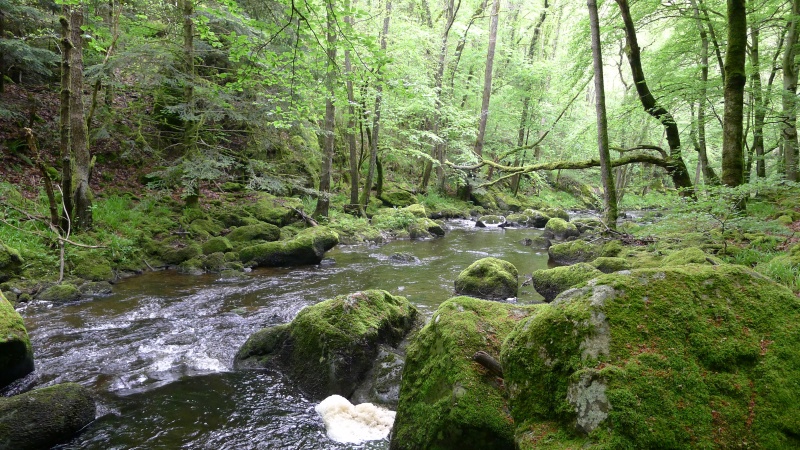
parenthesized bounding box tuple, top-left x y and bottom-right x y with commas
(749, 22, 766, 180)
(344, 3, 360, 212)
(689, 0, 719, 185)
(588, 0, 617, 229)
(615, 0, 694, 197)
(58, 11, 74, 234)
(782, 0, 800, 181)
(70, 7, 92, 230)
(721, 0, 747, 188)
(313, 0, 337, 218)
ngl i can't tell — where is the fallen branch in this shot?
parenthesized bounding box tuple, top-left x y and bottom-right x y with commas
(472, 350, 504, 378)
(293, 207, 319, 227)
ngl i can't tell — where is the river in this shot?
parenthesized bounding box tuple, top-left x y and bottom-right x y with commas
(15, 221, 551, 449)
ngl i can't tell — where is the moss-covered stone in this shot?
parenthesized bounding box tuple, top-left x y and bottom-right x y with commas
(471, 190, 498, 211)
(37, 283, 81, 303)
(70, 253, 114, 282)
(160, 241, 202, 265)
(244, 193, 301, 226)
(177, 257, 205, 275)
(380, 190, 418, 207)
(572, 218, 604, 234)
(778, 214, 794, 225)
(502, 265, 800, 449)
(403, 204, 427, 218)
(188, 218, 224, 238)
(235, 290, 418, 400)
(454, 257, 519, 300)
(202, 237, 233, 255)
(505, 213, 529, 227)
(0, 290, 33, 388)
(476, 215, 506, 227)
(494, 191, 524, 212)
(409, 218, 445, 240)
(227, 222, 281, 242)
(0, 382, 95, 450)
(239, 226, 339, 267)
(544, 217, 579, 240)
(531, 263, 602, 302)
(548, 240, 623, 266)
(542, 207, 569, 221)
(522, 209, 551, 228)
(390, 297, 539, 450)
(661, 247, 722, 266)
(590, 256, 632, 273)
(0, 243, 23, 282)
(372, 208, 417, 232)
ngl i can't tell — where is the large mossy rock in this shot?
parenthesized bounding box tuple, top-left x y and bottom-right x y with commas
(37, 283, 81, 303)
(502, 265, 800, 449)
(408, 218, 445, 239)
(234, 290, 418, 400)
(454, 257, 519, 301)
(0, 291, 33, 388)
(531, 263, 602, 302)
(660, 246, 722, 266)
(0, 244, 23, 282)
(390, 297, 538, 450)
(548, 240, 622, 266)
(227, 222, 281, 242)
(0, 382, 95, 450)
(380, 190, 418, 207)
(239, 226, 339, 267)
(70, 253, 114, 282)
(244, 193, 301, 226)
(202, 237, 233, 255)
(544, 217, 579, 240)
(522, 209, 550, 228)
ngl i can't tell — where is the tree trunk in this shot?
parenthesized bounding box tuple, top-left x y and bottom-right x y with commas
(750, 22, 766, 179)
(588, 0, 616, 228)
(698, 0, 726, 83)
(474, 0, 500, 158)
(615, 0, 694, 196)
(0, 11, 5, 94)
(361, 1, 391, 208)
(70, 8, 93, 229)
(721, 0, 747, 187)
(783, 0, 800, 181)
(313, 0, 338, 218)
(59, 12, 74, 234)
(689, 0, 719, 185)
(344, 6, 361, 211)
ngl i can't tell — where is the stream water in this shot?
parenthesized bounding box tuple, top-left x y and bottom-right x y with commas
(14, 221, 552, 449)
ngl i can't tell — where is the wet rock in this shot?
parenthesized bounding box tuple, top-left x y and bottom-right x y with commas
(0, 244, 23, 282)
(390, 297, 538, 450)
(239, 226, 339, 267)
(0, 382, 95, 450)
(454, 257, 518, 301)
(409, 218, 444, 239)
(531, 263, 602, 302)
(522, 209, 551, 228)
(37, 283, 81, 303)
(502, 265, 800, 448)
(0, 290, 33, 388)
(542, 207, 569, 222)
(79, 281, 113, 297)
(544, 217, 579, 240)
(351, 345, 406, 408)
(389, 253, 420, 264)
(504, 213, 530, 227)
(235, 290, 418, 401)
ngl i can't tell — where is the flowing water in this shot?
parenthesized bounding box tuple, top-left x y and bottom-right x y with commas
(14, 221, 552, 450)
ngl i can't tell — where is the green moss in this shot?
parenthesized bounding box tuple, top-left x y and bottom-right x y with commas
(239, 226, 339, 267)
(548, 240, 598, 265)
(544, 218, 579, 240)
(235, 290, 418, 399)
(471, 190, 498, 211)
(202, 237, 233, 255)
(37, 283, 80, 303)
(70, 253, 114, 282)
(494, 190, 524, 212)
(403, 204, 427, 218)
(542, 207, 569, 221)
(0, 243, 23, 282)
(502, 265, 800, 449)
(380, 190, 418, 207)
(590, 257, 631, 274)
(661, 247, 722, 266)
(178, 257, 205, 275)
(778, 215, 794, 225)
(372, 208, 417, 232)
(0, 290, 33, 388)
(188, 218, 224, 238)
(391, 297, 540, 450)
(521, 209, 551, 228)
(409, 218, 445, 239)
(227, 222, 281, 242)
(454, 257, 519, 300)
(245, 193, 302, 226)
(505, 213, 529, 226)
(531, 263, 602, 302)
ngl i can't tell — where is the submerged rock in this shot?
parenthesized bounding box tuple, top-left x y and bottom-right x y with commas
(390, 297, 538, 450)
(502, 264, 800, 448)
(234, 290, 418, 400)
(239, 226, 339, 267)
(0, 290, 33, 388)
(454, 257, 518, 300)
(0, 382, 95, 450)
(531, 263, 602, 302)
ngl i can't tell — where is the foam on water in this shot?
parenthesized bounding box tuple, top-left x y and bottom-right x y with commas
(315, 395, 396, 444)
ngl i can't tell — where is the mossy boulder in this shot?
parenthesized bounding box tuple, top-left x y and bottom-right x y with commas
(202, 237, 233, 255)
(0, 382, 95, 450)
(661, 247, 722, 267)
(37, 283, 81, 303)
(390, 297, 539, 450)
(544, 217, 579, 240)
(159, 241, 202, 266)
(522, 209, 551, 228)
(71, 253, 114, 282)
(239, 226, 339, 267)
(502, 265, 800, 448)
(0, 291, 33, 388)
(476, 215, 506, 227)
(591, 256, 632, 273)
(471, 190, 498, 211)
(0, 244, 23, 282)
(188, 218, 224, 238)
(494, 191, 524, 212)
(380, 190, 418, 207)
(227, 222, 281, 242)
(572, 217, 604, 234)
(244, 193, 301, 226)
(372, 208, 417, 232)
(548, 240, 622, 266)
(409, 218, 445, 240)
(504, 213, 530, 227)
(531, 263, 602, 302)
(234, 290, 418, 400)
(454, 257, 519, 300)
(403, 203, 427, 218)
(542, 207, 569, 221)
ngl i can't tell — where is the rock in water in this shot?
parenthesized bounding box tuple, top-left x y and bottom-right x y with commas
(315, 395, 395, 444)
(0, 290, 33, 388)
(454, 257, 518, 301)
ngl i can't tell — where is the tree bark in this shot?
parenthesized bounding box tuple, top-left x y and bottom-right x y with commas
(783, 0, 800, 181)
(70, 8, 92, 229)
(698, 0, 726, 82)
(689, 0, 719, 185)
(59, 12, 74, 234)
(615, 0, 694, 196)
(313, 0, 338, 218)
(344, 5, 361, 211)
(473, 0, 500, 158)
(749, 21, 766, 179)
(588, 0, 616, 228)
(721, 0, 747, 187)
